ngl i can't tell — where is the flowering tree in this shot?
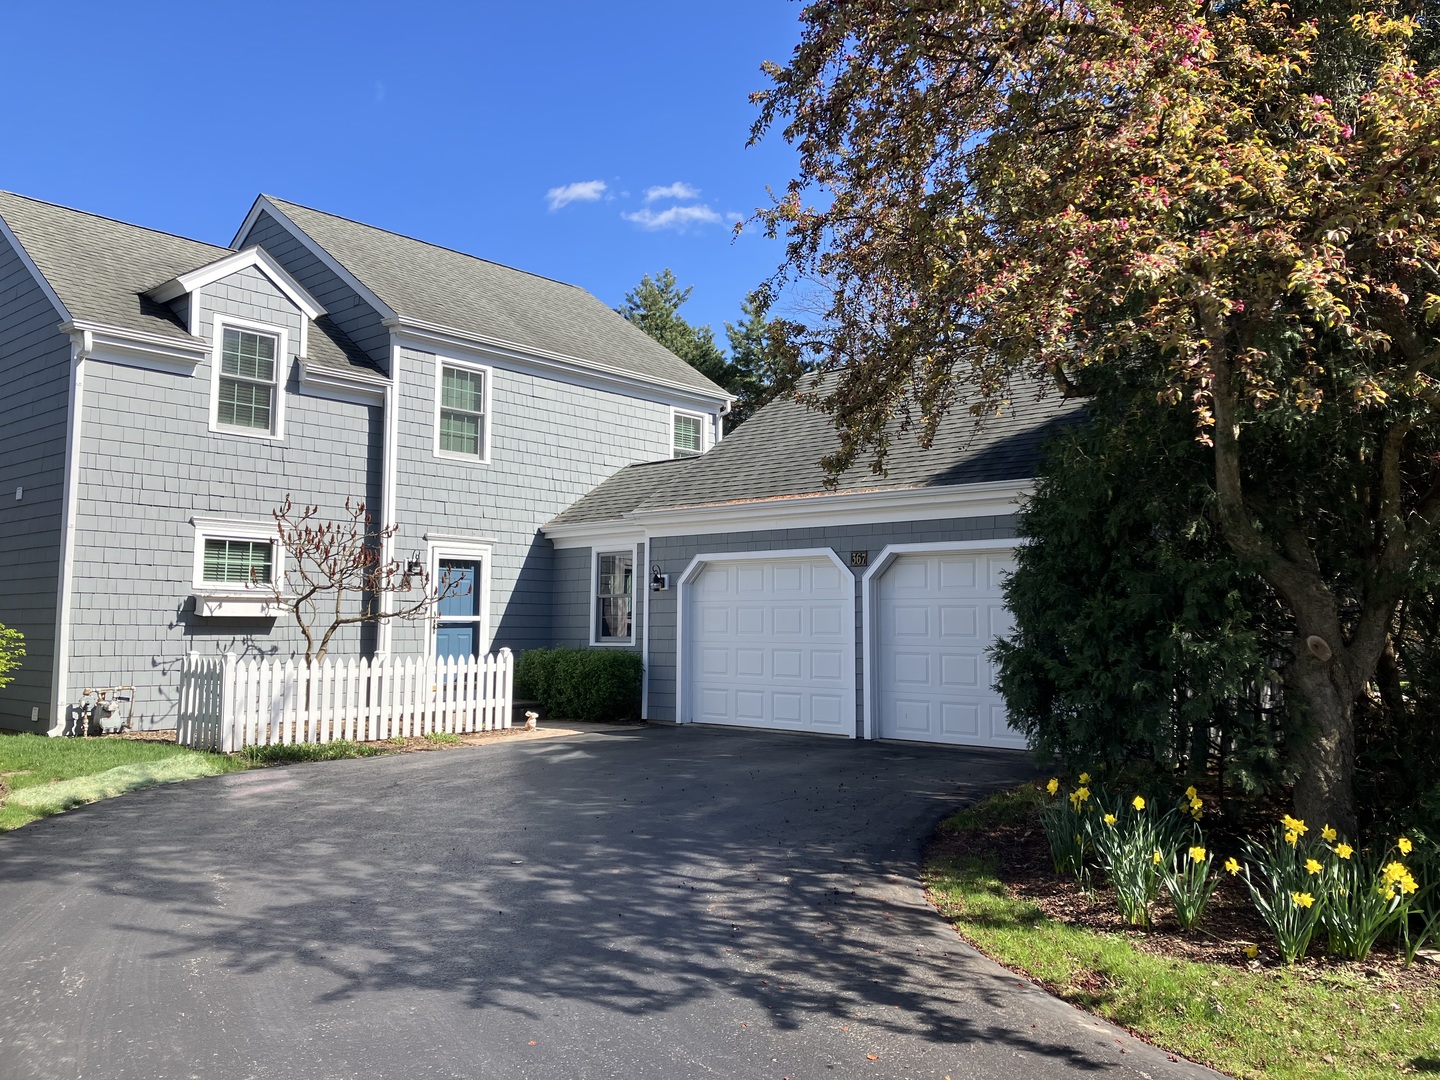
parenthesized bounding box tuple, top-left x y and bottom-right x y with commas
(751, 1, 1440, 835)
(0, 622, 24, 689)
(270, 496, 465, 664)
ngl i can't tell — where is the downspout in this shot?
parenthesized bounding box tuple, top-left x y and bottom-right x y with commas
(49, 330, 90, 733)
(375, 341, 401, 657)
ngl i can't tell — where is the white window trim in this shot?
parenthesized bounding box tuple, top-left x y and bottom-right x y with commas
(190, 517, 285, 618)
(590, 544, 639, 647)
(433, 354, 493, 464)
(208, 314, 288, 441)
(428, 540, 494, 656)
(670, 407, 708, 459)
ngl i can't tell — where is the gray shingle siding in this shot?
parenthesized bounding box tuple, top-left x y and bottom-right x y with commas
(0, 232, 69, 731)
(384, 347, 673, 658)
(64, 267, 382, 728)
(548, 542, 646, 653)
(240, 210, 390, 369)
(641, 516, 1019, 729)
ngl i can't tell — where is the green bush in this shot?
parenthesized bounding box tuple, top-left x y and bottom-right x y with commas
(0, 622, 24, 690)
(238, 740, 386, 766)
(514, 647, 642, 722)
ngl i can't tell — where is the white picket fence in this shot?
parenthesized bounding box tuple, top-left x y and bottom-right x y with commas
(176, 649, 514, 752)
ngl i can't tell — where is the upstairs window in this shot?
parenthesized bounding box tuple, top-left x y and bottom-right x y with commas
(201, 538, 274, 587)
(217, 327, 279, 433)
(437, 361, 489, 460)
(672, 411, 704, 458)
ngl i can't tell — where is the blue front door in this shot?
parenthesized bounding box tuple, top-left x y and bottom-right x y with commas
(435, 560, 481, 659)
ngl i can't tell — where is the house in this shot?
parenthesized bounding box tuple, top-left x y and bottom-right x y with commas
(0, 189, 1078, 749)
(0, 192, 729, 733)
(542, 384, 1080, 748)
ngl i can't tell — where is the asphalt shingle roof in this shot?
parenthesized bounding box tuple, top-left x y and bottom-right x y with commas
(263, 197, 729, 398)
(0, 191, 228, 342)
(0, 193, 378, 374)
(546, 382, 1085, 528)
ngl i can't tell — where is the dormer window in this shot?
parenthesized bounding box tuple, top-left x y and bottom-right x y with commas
(209, 316, 287, 439)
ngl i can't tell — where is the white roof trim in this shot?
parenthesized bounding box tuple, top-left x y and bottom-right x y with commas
(389, 318, 733, 409)
(148, 245, 326, 319)
(297, 359, 389, 406)
(543, 479, 1031, 542)
(231, 196, 399, 321)
(0, 211, 74, 324)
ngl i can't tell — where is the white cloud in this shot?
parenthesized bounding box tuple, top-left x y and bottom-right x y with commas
(644, 181, 701, 203)
(546, 180, 608, 211)
(622, 204, 725, 231)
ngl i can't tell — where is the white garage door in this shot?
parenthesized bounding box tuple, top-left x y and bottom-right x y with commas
(874, 550, 1025, 748)
(684, 555, 856, 735)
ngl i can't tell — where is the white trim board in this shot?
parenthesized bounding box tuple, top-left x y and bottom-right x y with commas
(298, 360, 387, 406)
(149, 245, 326, 320)
(674, 547, 856, 735)
(542, 479, 1031, 548)
(0, 213, 73, 324)
(231, 197, 399, 322)
(47, 345, 84, 734)
(390, 321, 731, 414)
(859, 538, 1023, 741)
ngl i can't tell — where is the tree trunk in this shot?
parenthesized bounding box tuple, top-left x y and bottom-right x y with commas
(1283, 656, 1359, 839)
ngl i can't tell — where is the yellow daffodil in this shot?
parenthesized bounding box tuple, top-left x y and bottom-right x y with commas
(1399, 872, 1419, 895)
(1291, 891, 1315, 909)
(1132, 795, 1146, 811)
(1335, 843, 1354, 860)
(1243, 944, 1259, 959)
(1224, 857, 1240, 875)
(1046, 778, 1059, 796)
(1382, 861, 1410, 885)
(1398, 837, 1413, 856)
(1284, 830, 1299, 847)
(1281, 814, 1307, 836)
(1103, 813, 1117, 826)
(1305, 858, 1323, 875)
(1185, 785, 1198, 799)
(1152, 849, 1163, 865)
(1321, 825, 1337, 842)
(1189, 846, 1207, 863)
(1079, 772, 1091, 784)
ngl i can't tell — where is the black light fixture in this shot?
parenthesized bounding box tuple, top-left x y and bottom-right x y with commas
(650, 563, 670, 592)
(406, 550, 425, 577)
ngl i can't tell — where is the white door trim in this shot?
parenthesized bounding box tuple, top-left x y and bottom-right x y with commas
(676, 548, 855, 732)
(426, 540, 494, 657)
(860, 538, 1023, 741)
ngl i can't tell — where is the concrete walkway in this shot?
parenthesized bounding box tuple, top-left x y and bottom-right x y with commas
(0, 725, 1220, 1079)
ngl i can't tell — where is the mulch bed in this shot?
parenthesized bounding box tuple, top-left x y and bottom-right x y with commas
(929, 812, 1440, 996)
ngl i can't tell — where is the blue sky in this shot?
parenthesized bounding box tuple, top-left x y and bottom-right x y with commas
(0, 1, 804, 343)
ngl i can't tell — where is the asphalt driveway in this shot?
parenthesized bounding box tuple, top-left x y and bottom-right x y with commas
(0, 726, 1218, 1079)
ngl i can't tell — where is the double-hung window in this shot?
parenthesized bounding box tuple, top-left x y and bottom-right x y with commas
(437, 362, 488, 460)
(594, 551, 634, 644)
(672, 411, 704, 458)
(216, 326, 280, 434)
(201, 538, 274, 588)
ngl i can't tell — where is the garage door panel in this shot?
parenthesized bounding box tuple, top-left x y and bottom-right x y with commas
(685, 555, 857, 736)
(877, 550, 1024, 749)
(938, 557, 977, 591)
(938, 604, 981, 642)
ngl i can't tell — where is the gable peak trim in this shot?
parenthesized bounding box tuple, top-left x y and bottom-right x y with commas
(148, 245, 326, 319)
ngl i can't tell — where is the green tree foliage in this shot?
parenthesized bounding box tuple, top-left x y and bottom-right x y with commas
(994, 369, 1291, 799)
(0, 622, 24, 689)
(618, 269, 729, 387)
(752, 0, 1440, 835)
(620, 272, 797, 431)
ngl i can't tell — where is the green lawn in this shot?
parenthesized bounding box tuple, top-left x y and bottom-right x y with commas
(0, 733, 244, 831)
(925, 793, 1440, 1080)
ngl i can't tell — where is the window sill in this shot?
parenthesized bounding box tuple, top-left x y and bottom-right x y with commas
(432, 449, 492, 465)
(192, 593, 286, 619)
(208, 423, 285, 443)
(589, 639, 636, 648)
